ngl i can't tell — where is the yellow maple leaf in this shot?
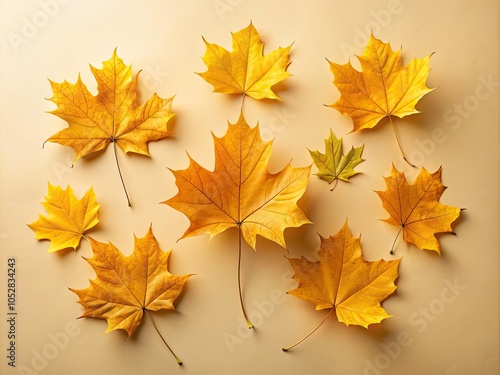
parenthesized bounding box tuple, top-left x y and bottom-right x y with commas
(70, 226, 191, 364)
(163, 111, 310, 250)
(27, 183, 99, 252)
(45, 50, 175, 206)
(163, 111, 310, 327)
(283, 221, 400, 350)
(375, 165, 462, 254)
(197, 22, 292, 100)
(327, 34, 433, 165)
(328, 33, 433, 131)
(47, 50, 174, 159)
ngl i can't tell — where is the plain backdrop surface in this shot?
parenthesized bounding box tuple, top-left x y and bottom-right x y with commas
(1, 1, 499, 374)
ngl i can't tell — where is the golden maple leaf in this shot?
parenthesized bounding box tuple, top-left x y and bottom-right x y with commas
(163, 112, 311, 250)
(163, 112, 310, 328)
(283, 221, 400, 350)
(70, 226, 190, 363)
(28, 183, 99, 252)
(327, 34, 433, 165)
(197, 22, 292, 100)
(328, 33, 433, 131)
(375, 165, 462, 254)
(45, 50, 175, 206)
(46, 50, 174, 159)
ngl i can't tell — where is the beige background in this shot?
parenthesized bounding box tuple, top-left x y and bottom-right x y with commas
(1, 1, 499, 374)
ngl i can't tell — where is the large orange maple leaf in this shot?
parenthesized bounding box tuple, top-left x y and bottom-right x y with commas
(163, 112, 310, 327)
(376, 165, 462, 254)
(163, 112, 311, 250)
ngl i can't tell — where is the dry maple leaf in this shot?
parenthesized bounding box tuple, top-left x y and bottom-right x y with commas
(164, 111, 311, 249)
(283, 221, 400, 351)
(375, 165, 462, 254)
(327, 33, 433, 165)
(70, 226, 191, 364)
(197, 22, 292, 100)
(309, 129, 364, 190)
(45, 50, 175, 206)
(27, 183, 99, 252)
(163, 111, 310, 326)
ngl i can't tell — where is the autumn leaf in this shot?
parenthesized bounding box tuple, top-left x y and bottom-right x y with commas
(45, 50, 175, 206)
(27, 183, 99, 252)
(283, 221, 400, 351)
(327, 33, 433, 165)
(197, 22, 292, 100)
(375, 165, 462, 254)
(164, 111, 310, 249)
(163, 111, 310, 326)
(308, 129, 364, 190)
(70, 226, 191, 364)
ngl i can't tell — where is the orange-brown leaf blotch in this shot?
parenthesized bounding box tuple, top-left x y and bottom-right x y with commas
(27, 183, 99, 252)
(287, 221, 400, 328)
(376, 165, 462, 253)
(197, 22, 292, 100)
(163, 112, 311, 250)
(328, 33, 434, 132)
(46, 50, 175, 161)
(70, 226, 191, 337)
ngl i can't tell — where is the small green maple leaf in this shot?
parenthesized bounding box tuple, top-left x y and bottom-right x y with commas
(308, 130, 364, 190)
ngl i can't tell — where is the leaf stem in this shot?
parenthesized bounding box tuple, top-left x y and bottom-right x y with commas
(329, 178, 339, 191)
(112, 140, 132, 207)
(282, 308, 335, 352)
(390, 226, 404, 255)
(145, 310, 183, 365)
(388, 115, 415, 168)
(241, 93, 246, 114)
(238, 227, 253, 329)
